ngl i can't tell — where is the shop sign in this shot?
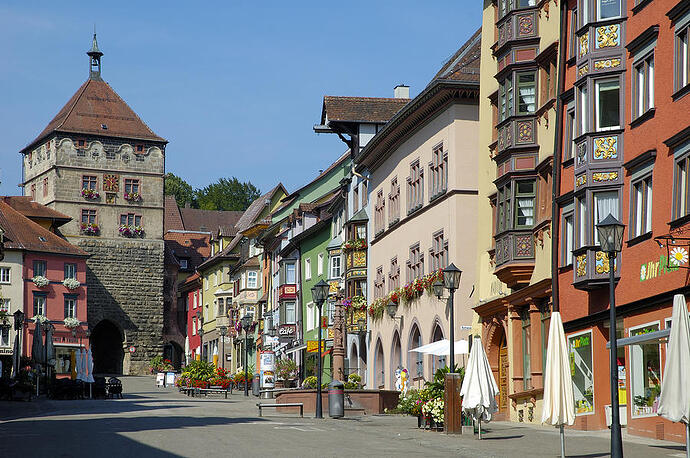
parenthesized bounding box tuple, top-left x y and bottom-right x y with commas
(278, 324, 296, 337)
(306, 340, 326, 353)
(639, 252, 685, 282)
(570, 334, 590, 349)
(0, 348, 13, 355)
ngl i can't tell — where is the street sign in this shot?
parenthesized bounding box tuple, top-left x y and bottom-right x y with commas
(306, 340, 326, 353)
(129, 346, 136, 353)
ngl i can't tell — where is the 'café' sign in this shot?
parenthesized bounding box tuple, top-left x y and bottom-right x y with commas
(278, 324, 296, 336)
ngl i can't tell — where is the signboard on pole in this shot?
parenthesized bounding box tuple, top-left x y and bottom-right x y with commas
(306, 340, 326, 353)
(260, 351, 275, 388)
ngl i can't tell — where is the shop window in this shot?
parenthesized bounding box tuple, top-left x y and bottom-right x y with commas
(64, 263, 77, 280)
(33, 260, 47, 277)
(593, 191, 619, 244)
(521, 311, 531, 390)
(55, 347, 75, 374)
(569, 331, 594, 414)
(595, 79, 620, 131)
(676, 26, 689, 91)
(633, 54, 655, 120)
(630, 174, 652, 238)
(517, 72, 537, 115)
(630, 323, 662, 417)
(64, 295, 77, 319)
(597, 0, 620, 20)
(33, 293, 47, 317)
(389, 257, 400, 291)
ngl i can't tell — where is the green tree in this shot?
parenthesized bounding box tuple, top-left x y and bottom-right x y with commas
(195, 177, 261, 211)
(164, 173, 196, 208)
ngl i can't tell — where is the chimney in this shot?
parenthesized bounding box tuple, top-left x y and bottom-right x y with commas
(394, 84, 410, 99)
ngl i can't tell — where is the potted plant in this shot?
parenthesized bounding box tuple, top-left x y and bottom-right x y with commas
(80, 222, 100, 236)
(81, 188, 100, 200)
(32, 275, 49, 287)
(123, 191, 142, 202)
(63, 278, 81, 290)
(63, 317, 80, 329)
(275, 358, 298, 388)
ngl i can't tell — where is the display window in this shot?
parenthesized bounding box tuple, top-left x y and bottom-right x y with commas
(55, 346, 78, 374)
(569, 330, 594, 414)
(629, 322, 661, 418)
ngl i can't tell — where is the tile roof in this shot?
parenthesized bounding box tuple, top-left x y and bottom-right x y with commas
(2, 196, 71, 226)
(164, 196, 185, 232)
(430, 28, 482, 84)
(321, 96, 409, 124)
(164, 231, 211, 271)
(0, 200, 88, 257)
(234, 183, 286, 233)
(23, 79, 166, 153)
(179, 207, 243, 233)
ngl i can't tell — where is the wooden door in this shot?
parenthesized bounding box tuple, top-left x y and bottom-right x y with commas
(498, 337, 508, 412)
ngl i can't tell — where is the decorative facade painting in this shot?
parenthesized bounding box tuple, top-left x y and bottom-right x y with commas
(593, 137, 617, 160)
(596, 24, 620, 48)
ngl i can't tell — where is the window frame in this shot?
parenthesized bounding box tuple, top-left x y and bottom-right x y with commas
(33, 260, 47, 278)
(247, 271, 258, 289)
(64, 294, 77, 319)
(516, 71, 537, 115)
(629, 171, 653, 239)
(565, 108, 576, 161)
(673, 146, 690, 221)
(81, 175, 97, 191)
(592, 189, 620, 245)
(64, 263, 77, 280)
(596, 0, 621, 21)
(124, 178, 140, 195)
(120, 213, 142, 227)
(632, 52, 655, 120)
(329, 255, 341, 280)
(0, 266, 10, 284)
(676, 25, 690, 92)
(629, 320, 662, 418)
(33, 292, 47, 317)
(594, 78, 621, 132)
(562, 210, 574, 266)
(304, 258, 312, 281)
(521, 310, 531, 390)
(81, 209, 97, 225)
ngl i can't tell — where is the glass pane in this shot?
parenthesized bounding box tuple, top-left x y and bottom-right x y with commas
(569, 332, 594, 414)
(517, 180, 534, 195)
(630, 324, 661, 417)
(646, 180, 653, 232)
(635, 183, 643, 236)
(518, 73, 536, 113)
(516, 197, 534, 226)
(598, 0, 620, 19)
(649, 58, 654, 109)
(597, 80, 620, 129)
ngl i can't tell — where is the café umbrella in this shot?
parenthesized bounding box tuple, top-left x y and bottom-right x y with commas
(541, 311, 575, 458)
(31, 320, 43, 395)
(657, 294, 690, 458)
(460, 336, 499, 439)
(11, 333, 19, 378)
(45, 325, 55, 369)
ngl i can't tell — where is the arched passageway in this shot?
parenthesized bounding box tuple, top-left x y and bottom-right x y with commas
(91, 320, 124, 375)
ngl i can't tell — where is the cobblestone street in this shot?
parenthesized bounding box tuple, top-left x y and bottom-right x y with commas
(0, 377, 685, 458)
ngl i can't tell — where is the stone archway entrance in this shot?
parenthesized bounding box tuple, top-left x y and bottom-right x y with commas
(92, 320, 124, 375)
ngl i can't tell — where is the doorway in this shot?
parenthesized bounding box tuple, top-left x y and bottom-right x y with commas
(498, 334, 508, 414)
(91, 320, 124, 375)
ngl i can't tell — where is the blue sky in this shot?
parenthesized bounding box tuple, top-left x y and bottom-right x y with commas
(0, 1, 482, 196)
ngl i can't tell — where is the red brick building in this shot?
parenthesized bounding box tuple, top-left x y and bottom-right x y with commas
(555, 0, 690, 442)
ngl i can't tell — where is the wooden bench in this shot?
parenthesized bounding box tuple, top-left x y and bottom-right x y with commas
(256, 402, 304, 417)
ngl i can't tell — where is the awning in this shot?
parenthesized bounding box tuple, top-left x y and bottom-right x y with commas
(287, 344, 307, 354)
(409, 339, 469, 355)
(606, 329, 670, 349)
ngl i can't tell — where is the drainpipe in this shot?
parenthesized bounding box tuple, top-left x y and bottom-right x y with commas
(551, 0, 569, 313)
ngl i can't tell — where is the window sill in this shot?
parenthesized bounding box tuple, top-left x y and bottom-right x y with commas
(632, 0, 652, 14)
(629, 108, 656, 129)
(429, 190, 447, 203)
(672, 84, 690, 102)
(558, 264, 573, 273)
(407, 204, 423, 217)
(566, 56, 576, 67)
(669, 214, 690, 228)
(626, 231, 652, 247)
(562, 157, 574, 168)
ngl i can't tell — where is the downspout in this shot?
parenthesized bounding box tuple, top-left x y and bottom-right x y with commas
(551, 0, 569, 313)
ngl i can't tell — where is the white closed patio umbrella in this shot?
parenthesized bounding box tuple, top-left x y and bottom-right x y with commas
(541, 311, 575, 458)
(658, 294, 690, 458)
(460, 335, 499, 439)
(75, 349, 85, 382)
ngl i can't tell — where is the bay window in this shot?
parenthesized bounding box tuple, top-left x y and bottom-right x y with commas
(593, 191, 619, 244)
(515, 180, 536, 228)
(597, 0, 620, 20)
(283, 301, 296, 324)
(517, 72, 537, 115)
(562, 211, 574, 266)
(577, 198, 587, 248)
(579, 85, 588, 135)
(329, 255, 341, 279)
(247, 271, 258, 289)
(497, 183, 511, 233)
(499, 75, 513, 121)
(595, 79, 620, 131)
(283, 262, 296, 284)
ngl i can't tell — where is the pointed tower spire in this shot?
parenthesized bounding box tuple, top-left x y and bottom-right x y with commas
(87, 31, 103, 81)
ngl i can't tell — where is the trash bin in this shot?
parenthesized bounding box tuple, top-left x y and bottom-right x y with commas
(252, 374, 260, 396)
(328, 380, 344, 418)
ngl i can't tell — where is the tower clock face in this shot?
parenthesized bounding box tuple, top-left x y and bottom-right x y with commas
(103, 174, 119, 192)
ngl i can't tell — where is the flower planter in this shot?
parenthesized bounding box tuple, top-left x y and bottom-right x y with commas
(81, 188, 100, 200)
(124, 192, 142, 202)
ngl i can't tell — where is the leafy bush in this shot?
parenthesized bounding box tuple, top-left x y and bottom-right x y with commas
(396, 388, 431, 416)
(302, 376, 317, 389)
(344, 373, 362, 390)
(179, 360, 215, 382)
(425, 364, 463, 400)
(276, 358, 298, 381)
(150, 355, 174, 373)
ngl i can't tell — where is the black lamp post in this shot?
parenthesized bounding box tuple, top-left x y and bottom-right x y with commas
(596, 214, 625, 458)
(434, 264, 462, 371)
(241, 315, 252, 397)
(218, 325, 227, 370)
(311, 279, 329, 419)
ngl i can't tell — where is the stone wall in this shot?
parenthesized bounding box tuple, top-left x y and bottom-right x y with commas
(78, 237, 164, 375)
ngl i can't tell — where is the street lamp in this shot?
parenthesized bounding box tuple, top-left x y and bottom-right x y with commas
(218, 325, 228, 370)
(310, 279, 329, 419)
(596, 214, 625, 458)
(434, 263, 462, 371)
(241, 315, 253, 397)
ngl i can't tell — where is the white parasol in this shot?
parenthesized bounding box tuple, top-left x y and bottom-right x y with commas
(75, 349, 85, 382)
(460, 335, 499, 439)
(541, 311, 576, 458)
(658, 294, 690, 458)
(409, 339, 469, 356)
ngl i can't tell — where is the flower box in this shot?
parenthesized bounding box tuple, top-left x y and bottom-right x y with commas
(62, 278, 81, 290)
(123, 191, 142, 202)
(342, 239, 367, 251)
(32, 275, 49, 287)
(81, 188, 100, 199)
(119, 225, 144, 238)
(80, 223, 100, 236)
(64, 317, 81, 329)
(32, 315, 49, 324)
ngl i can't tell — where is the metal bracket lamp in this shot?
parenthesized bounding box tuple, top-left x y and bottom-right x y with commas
(386, 299, 404, 326)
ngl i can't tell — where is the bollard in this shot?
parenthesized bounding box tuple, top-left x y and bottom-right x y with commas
(328, 380, 344, 418)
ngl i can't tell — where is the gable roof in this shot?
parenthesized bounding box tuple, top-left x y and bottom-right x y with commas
(2, 196, 71, 227)
(320, 96, 409, 125)
(431, 28, 482, 84)
(234, 183, 287, 233)
(0, 200, 88, 257)
(23, 78, 166, 153)
(179, 207, 244, 233)
(164, 231, 211, 271)
(164, 196, 185, 232)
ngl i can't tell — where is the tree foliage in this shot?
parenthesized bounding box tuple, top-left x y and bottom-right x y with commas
(164, 174, 261, 212)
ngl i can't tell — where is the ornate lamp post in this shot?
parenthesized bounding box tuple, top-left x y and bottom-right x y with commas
(241, 315, 253, 397)
(433, 264, 462, 371)
(311, 279, 329, 419)
(596, 214, 625, 458)
(218, 325, 228, 370)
